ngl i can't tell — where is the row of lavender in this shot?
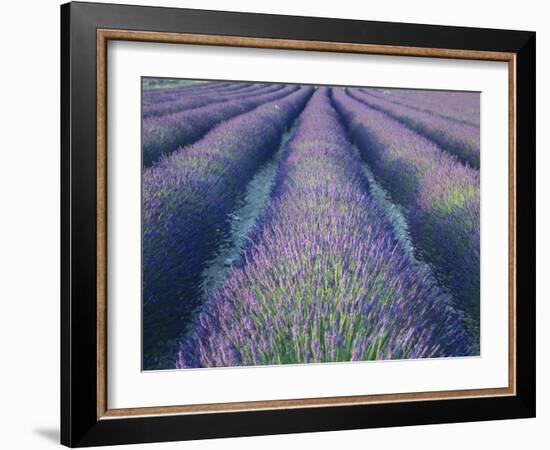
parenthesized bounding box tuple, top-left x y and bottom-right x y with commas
(331, 88, 480, 342)
(142, 86, 314, 368)
(143, 83, 299, 166)
(143, 82, 274, 118)
(348, 88, 480, 168)
(143, 80, 239, 105)
(176, 88, 473, 369)
(361, 87, 480, 126)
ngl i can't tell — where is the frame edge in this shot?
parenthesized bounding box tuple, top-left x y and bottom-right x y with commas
(60, 2, 72, 446)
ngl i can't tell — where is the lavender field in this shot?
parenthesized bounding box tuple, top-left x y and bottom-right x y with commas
(142, 79, 480, 370)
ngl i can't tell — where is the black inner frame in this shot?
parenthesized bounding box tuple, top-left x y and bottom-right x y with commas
(61, 2, 535, 447)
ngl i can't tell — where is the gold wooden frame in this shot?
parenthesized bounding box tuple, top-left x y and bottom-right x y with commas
(96, 29, 517, 420)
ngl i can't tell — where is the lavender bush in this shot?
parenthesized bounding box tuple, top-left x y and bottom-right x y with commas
(176, 88, 470, 369)
(142, 87, 314, 368)
(347, 88, 480, 168)
(331, 88, 480, 343)
(142, 85, 299, 166)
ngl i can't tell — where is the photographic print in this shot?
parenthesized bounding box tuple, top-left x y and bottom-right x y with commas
(142, 78, 480, 371)
(62, 6, 535, 444)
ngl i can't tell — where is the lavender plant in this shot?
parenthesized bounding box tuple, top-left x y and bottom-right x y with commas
(143, 87, 314, 369)
(143, 85, 299, 166)
(176, 88, 470, 369)
(347, 88, 480, 168)
(331, 88, 480, 344)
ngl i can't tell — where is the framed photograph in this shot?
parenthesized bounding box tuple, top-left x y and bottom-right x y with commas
(61, 1, 536, 447)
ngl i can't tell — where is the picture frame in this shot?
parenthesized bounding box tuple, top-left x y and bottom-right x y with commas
(60, 1, 536, 447)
